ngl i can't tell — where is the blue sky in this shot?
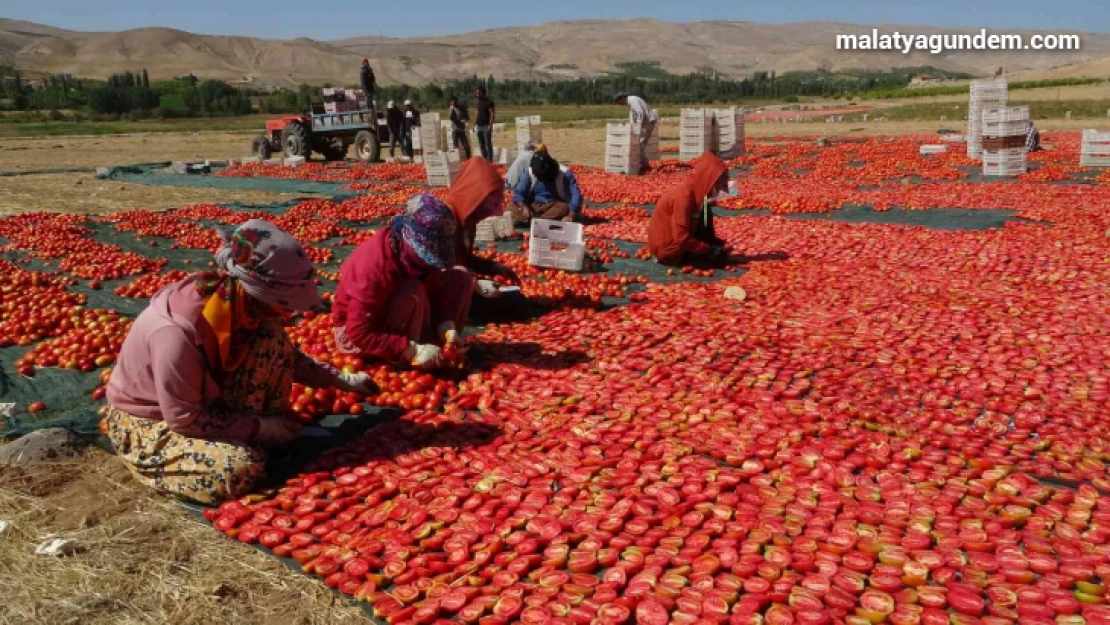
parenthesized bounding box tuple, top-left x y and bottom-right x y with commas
(2, 0, 1107, 40)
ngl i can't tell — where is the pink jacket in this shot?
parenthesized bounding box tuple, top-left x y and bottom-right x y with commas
(332, 225, 413, 361)
(106, 279, 337, 441)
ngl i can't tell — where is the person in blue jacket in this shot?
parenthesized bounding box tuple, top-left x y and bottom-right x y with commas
(509, 145, 583, 225)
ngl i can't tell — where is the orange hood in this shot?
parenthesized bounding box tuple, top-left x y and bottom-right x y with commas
(446, 157, 504, 224)
(687, 153, 728, 203)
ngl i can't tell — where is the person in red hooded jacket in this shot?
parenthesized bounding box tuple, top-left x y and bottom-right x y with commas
(647, 152, 731, 266)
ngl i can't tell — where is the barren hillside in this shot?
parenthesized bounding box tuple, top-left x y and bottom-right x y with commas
(5, 18, 1110, 86)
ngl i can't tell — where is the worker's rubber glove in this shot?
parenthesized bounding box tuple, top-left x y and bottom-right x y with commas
(406, 342, 447, 370)
(254, 417, 301, 447)
(491, 262, 521, 285)
(438, 322, 460, 347)
(333, 371, 379, 396)
(476, 279, 501, 299)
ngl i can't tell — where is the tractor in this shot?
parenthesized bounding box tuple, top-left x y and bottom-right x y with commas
(252, 104, 388, 163)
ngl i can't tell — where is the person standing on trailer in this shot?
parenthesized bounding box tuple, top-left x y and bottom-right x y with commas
(615, 93, 658, 174)
(402, 100, 421, 158)
(386, 101, 406, 160)
(449, 96, 472, 160)
(359, 59, 377, 116)
(474, 86, 496, 161)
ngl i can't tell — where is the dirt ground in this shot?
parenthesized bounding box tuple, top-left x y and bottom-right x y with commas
(0, 448, 369, 625)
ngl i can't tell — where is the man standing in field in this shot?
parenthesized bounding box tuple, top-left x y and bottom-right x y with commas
(474, 86, 496, 161)
(403, 100, 421, 158)
(615, 93, 657, 174)
(386, 101, 406, 160)
(449, 96, 472, 160)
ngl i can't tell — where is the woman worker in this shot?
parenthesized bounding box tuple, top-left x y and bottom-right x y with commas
(333, 201, 471, 370)
(648, 152, 731, 266)
(104, 220, 378, 504)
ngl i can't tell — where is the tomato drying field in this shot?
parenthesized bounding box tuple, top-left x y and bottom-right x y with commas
(6, 132, 1110, 625)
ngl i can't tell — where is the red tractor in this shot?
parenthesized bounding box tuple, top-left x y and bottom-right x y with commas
(252, 106, 387, 163)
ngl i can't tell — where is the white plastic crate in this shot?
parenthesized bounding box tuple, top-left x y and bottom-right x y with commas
(528, 219, 586, 272)
(607, 123, 635, 137)
(474, 213, 515, 243)
(714, 106, 745, 157)
(1082, 130, 1110, 167)
(646, 132, 661, 161)
(920, 145, 949, 155)
(982, 148, 1027, 176)
(982, 106, 1029, 124)
(424, 151, 460, 187)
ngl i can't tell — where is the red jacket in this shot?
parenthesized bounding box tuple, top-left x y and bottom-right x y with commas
(332, 226, 411, 361)
(648, 153, 727, 265)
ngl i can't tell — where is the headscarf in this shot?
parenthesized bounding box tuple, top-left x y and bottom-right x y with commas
(391, 196, 457, 269)
(445, 157, 504, 225)
(530, 149, 560, 183)
(688, 153, 729, 205)
(196, 219, 320, 371)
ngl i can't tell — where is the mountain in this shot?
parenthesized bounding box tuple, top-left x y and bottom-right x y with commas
(5, 18, 1110, 86)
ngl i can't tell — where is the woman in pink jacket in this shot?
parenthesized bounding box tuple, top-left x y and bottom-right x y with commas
(332, 199, 471, 369)
(105, 220, 377, 504)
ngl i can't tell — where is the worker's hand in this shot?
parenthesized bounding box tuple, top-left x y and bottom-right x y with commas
(254, 417, 302, 447)
(491, 262, 521, 285)
(562, 213, 579, 223)
(407, 342, 447, 370)
(333, 371, 379, 396)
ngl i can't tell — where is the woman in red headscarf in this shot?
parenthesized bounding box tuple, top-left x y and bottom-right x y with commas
(647, 153, 731, 266)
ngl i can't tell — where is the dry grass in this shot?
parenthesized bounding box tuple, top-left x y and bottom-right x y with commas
(0, 132, 257, 173)
(0, 449, 370, 625)
(0, 174, 326, 217)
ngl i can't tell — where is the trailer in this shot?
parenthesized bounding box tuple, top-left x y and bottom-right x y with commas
(252, 105, 388, 163)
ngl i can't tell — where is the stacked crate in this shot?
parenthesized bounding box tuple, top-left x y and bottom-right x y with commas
(680, 109, 717, 162)
(605, 123, 641, 174)
(981, 106, 1029, 177)
(516, 116, 543, 149)
(1081, 130, 1110, 168)
(424, 151, 460, 187)
(322, 88, 364, 113)
(713, 106, 746, 158)
(967, 78, 1008, 159)
(420, 113, 443, 154)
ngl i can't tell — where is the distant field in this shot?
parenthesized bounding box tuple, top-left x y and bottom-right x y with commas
(849, 99, 1110, 122)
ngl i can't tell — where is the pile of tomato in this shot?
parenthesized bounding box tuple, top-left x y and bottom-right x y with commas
(11, 132, 1110, 625)
(114, 271, 193, 298)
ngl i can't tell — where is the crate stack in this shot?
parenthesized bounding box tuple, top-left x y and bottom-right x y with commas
(474, 213, 515, 243)
(322, 88, 364, 113)
(1081, 130, 1110, 168)
(713, 106, 746, 158)
(516, 116, 543, 149)
(967, 78, 1008, 159)
(680, 109, 717, 162)
(424, 151, 460, 187)
(980, 106, 1029, 177)
(605, 123, 641, 174)
(420, 113, 444, 153)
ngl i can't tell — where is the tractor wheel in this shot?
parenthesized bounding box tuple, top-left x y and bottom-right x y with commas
(320, 138, 348, 162)
(281, 122, 310, 159)
(251, 135, 273, 160)
(353, 130, 380, 163)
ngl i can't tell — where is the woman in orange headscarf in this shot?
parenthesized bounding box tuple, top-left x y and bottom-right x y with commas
(647, 153, 731, 266)
(443, 157, 520, 285)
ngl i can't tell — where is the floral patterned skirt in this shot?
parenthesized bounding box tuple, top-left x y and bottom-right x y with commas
(105, 320, 294, 504)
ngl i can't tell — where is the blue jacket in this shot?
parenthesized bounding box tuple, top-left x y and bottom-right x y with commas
(513, 167, 583, 214)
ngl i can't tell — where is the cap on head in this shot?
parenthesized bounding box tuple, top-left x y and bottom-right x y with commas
(614, 92, 629, 103)
(387, 100, 394, 108)
(404, 99, 412, 106)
